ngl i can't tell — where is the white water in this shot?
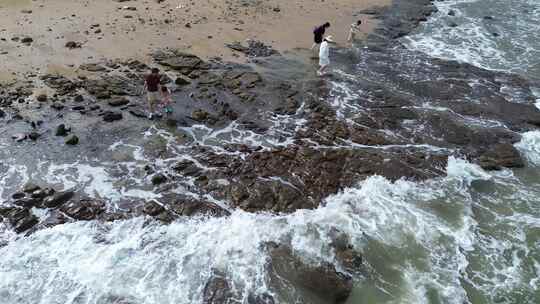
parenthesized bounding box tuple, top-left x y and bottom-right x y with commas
(2, 150, 539, 303)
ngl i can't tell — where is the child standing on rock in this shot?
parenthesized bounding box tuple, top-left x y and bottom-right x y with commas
(347, 20, 362, 44)
(317, 36, 333, 76)
(160, 86, 174, 116)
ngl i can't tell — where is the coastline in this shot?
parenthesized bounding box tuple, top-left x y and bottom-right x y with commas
(1, 0, 540, 303)
(0, 0, 389, 83)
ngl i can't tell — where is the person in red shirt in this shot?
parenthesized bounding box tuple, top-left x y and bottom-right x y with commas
(144, 68, 161, 119)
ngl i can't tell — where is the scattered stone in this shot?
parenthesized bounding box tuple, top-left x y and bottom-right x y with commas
(65, 41, 82, 49)
(21, 37, 33, 44)
(103, 111, 123, 122)
(65, 135, 79, 145)
(108, 97, 130, 107)
(36, 94, 47, 102)
(151, 173, 167, 185)
(56, 124, 70, 136)
(61, 199, 105, 221)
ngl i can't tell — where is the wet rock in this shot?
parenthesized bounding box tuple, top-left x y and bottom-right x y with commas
(13, 197, 40, 208)
(55, 124, 70, 136)
(478, 143, 524, 170)
(329, 229, 363, 273)
(61, 199, 106, 221)
(12, 192, 26, 200)
(108, 97, 130, 107)
(167, 196, 230, 217)
(23, 183, 40, 193)
(40, 74, 79, 95)
(142, 200, 166, 217)
(175, 77, 191, 86)
(151, 173, 167, 185)
(202, 272, 238, 304)
(2, 207, 39, 233)
(74, 94, 84, 102)
(226, 146, 446, 213)
(65, 135, 79, 145)
(103, 111, 123, 122)
(31, 188, 55, 199)
(268, 244, 353, 303)
(128, 107, 147, 118)
(43, 190, 75, 208)
(36, 94, 48, 102)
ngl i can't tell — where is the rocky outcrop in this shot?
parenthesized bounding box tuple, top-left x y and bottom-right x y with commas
(223, 145, 447, 213)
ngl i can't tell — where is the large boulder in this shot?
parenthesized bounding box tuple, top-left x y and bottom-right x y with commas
(267, 244, 353, 304)
(478, 143, 525, 170)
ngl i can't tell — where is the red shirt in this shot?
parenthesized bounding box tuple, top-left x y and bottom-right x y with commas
(145, 73, 161, 92)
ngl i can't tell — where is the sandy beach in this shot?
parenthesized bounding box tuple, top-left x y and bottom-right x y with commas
(0, 0, 389, 82)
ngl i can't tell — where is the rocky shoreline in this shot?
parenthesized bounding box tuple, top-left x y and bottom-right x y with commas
(1, 0, 540, 303)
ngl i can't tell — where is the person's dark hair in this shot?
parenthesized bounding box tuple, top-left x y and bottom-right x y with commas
(161, 86, 168, 92)
(151, 68, 159, 74)
(324, 22, 331, 28)
(357, 20, 362, 25)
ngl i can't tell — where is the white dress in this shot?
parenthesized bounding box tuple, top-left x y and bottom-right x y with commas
(319, 41, 330, 66)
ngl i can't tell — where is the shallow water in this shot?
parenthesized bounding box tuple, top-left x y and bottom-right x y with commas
(403, 0, 540, 81)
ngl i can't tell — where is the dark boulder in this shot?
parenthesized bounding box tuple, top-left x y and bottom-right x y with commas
(13, 197, 41, 208)
(43, 190, 75, 208)
(1, 207, 39, 233)
(65, 135, 79, 145)
(478, 143, 525, 170)
(56, 124, 70, 136)
(151, 173, 168, 185)
(103, 111, 123, 122)
(268, 244, 353, 304)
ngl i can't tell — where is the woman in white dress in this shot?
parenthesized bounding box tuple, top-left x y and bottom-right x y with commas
(317, 36, 333, 76)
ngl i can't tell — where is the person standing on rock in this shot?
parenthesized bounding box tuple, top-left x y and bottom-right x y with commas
(311, 22, 331, 52)
(144, 68, 161, 119)
(347, 20, 362, 44)
(317, 36, 333, 76)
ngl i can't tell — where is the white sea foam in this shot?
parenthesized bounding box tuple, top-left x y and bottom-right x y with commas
(515, 131, 540, 166)
(44, 162, 159, 203)
(2, 153, 539, 303)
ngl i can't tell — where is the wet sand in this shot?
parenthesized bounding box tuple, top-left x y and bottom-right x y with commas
(0, 0, 389, 83)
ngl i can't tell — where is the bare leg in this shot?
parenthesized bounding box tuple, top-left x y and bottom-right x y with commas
(317, 64, 328, 76)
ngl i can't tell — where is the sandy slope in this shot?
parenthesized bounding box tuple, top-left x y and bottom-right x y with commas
(0, 0, 389, 82)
